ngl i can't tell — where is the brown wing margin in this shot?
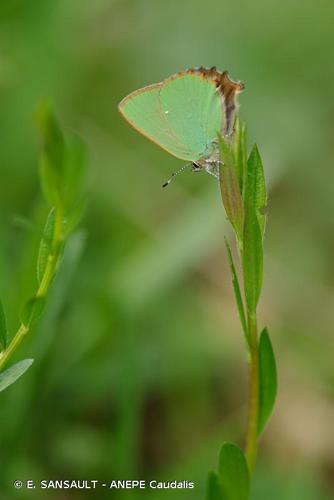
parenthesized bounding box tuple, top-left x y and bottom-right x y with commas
(184, 66, 245, 135)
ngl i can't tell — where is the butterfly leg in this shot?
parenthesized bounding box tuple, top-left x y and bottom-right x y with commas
(206, 169, 220, 180)
(206, 159, 224, 166)
(204, 159, 222, 180)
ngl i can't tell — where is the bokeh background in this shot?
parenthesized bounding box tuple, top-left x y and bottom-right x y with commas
(1, 0, 334, 498)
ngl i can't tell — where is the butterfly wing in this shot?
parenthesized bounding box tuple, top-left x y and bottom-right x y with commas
(118, 83, 197, 161)
(159, 72, 222, 159)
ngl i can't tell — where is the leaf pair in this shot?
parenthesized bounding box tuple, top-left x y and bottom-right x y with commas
(0, 105, 87, 396)
(219, 128, 266, 316)
(37, 103, 87, 233)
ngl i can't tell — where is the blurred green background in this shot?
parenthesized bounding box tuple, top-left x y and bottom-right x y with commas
(1, 0, 334, 498)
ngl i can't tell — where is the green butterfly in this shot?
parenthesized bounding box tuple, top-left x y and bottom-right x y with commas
(118, 67, 244, 186)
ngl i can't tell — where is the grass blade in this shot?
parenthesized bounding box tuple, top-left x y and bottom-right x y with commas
(258, 328, 277, 435)
(0, 359, 34, 392)
(218, 442, 250, 500)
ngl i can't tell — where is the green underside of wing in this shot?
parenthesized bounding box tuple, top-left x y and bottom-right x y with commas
(119, 84, 194, 160)
(118, 75, 222, 161)
(159, 74, 222, 159)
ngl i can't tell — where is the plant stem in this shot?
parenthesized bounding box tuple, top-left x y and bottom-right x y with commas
(245, 310, 259, 473)
(0, 205, 63, 371)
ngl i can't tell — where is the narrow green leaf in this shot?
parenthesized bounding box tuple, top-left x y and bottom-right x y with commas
(232, 117, 247, 192)
(242, 207, 263, 313)
(218, 135, 244, 241)
(218, 132, 235, 166)
(218, 443, 250, 500)
(242, 144, 266, 313)
(0, 299, 8, 350)
(207, 472, 225, 500)
(61, 137, 87, 237)
(37, 102, 65, 205)
(224, 238, 249, 349)
(63, 197, 87, 238)
(245, 144, 266, 235)
(241, 123, 247, 192)
(220, 166, 244, 241)
(21, 297, 46, 328)
(64, 136, 87, 210)
(0, 359, 34, 392)
(37, 208, 55, 284)
(258, 328, 277, 435)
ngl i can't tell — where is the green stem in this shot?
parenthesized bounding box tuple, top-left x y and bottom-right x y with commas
(0, 204, 63, 371)
(245, 310, 259, 473)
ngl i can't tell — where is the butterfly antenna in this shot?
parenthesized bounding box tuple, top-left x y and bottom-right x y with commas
(162, 163, 191, 188)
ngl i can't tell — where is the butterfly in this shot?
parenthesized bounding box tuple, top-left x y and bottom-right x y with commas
(118, 67, 244, 186)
